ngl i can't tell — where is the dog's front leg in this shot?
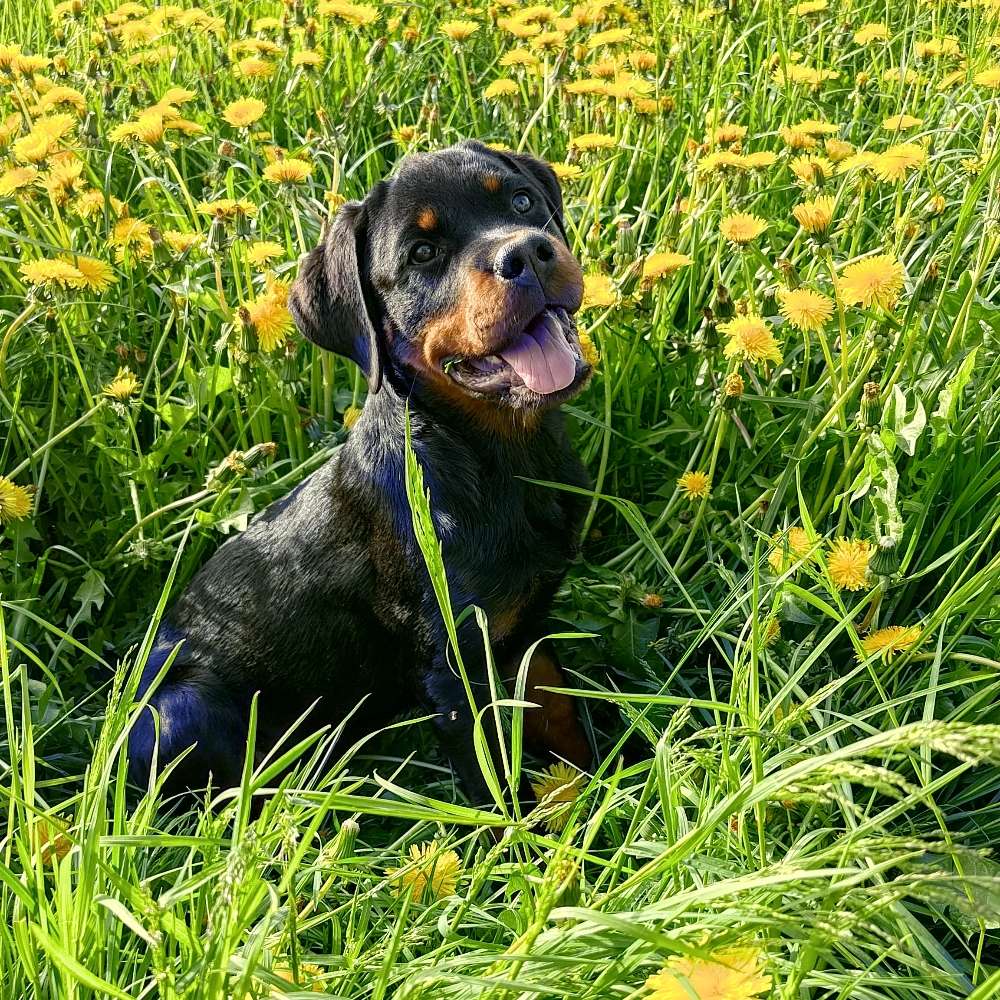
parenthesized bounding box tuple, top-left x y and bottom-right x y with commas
(421, 655, 509, 806)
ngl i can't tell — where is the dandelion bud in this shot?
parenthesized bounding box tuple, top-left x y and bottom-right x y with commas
(333, 818, 360, 860)
(700, 306, 719, 349)
(776, 259, 800, 289)
(927, 194, 946, 216)
(713, 283, 735, 321)
(614, 216, 636, 264)
(293, 0, 306, 25)
(573, 42, 588, 61)
(366, 38, 387, 65)
(218, 139, 235, 159)
(86, 55, 100, 79)
(44, 308, 58, 335)
(916, 259, 940, 303)
(641, 593, 663, 609)
(721, 371, 744, 409)
(859, 381, 881, 428)
(869, 535, 900, 577)
(82, 111, 99, 144)
(244, 442, 278, 470)
(207, 213, 228, 254)
(551, 858, 581, 907)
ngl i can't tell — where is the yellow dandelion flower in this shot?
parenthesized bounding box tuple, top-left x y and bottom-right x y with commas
(501, 47, 541, 68)
(162, 230, 201, 254)
(795, 119, 841, 136)
(270, 963, 325, 993)
(0, 477, 34, 524)
(973, 67, 1000, 88)
(222, 98, 267, 128)
(720, 212, 767, 245)
(739, 150, 778, 170)
(915, 37, 960, 59)
(792, 195, 835, 233)
(793, 0, 826, 12)
(854, 23, 888, 45)
(827, 537, 873, 590)
(110, 217, 154, 260)
(824, 137, 854, 162)
(343, 404, 363, 429)
(780, 126, 817, 150)
(13, 129, 57, 164)
(839, 254, 904, 309)
(581, 272, 618, 309)
(246, 241, 284, 266)
(237, 56, 275, 79)
(102, 367, 140, 402)
(789, 154, 833, 184)
(387, 842, 461, 901)
(677, 470, 712, 500)
(872, 143, 925, 182)
(196, 198, 257, 220)
(0, 165, 38, 196)
(778, 287, 834, 332)
(263, 158, 312, 184)
(882, 114, 923, 131)
(587, 27, 632, 49)
(719, 315, 783, 365)
(645, 946, 771, 1000)
(441, 19, 479, 40)
(570, 132, 616, 151)
(20, 257, 83, 290)
(63, 256, 116, 292)
(578, 329, 600, 367)
(550, 161, 583, 180)
(292, 49, 325, 68)
(484, 78, 519, 99)
(641, 251, 692, 283)
(243, 295, 293, 351)
(768, 526, 814, 572)
(318, 0, 378, 25)
(565, 77, 608, 96)
(860, 625, 922, 662)
(709, 123, 748, 145)
(530, 762, 583, 832)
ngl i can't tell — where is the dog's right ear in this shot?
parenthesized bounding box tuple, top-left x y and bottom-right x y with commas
(289, 198, 384, 392)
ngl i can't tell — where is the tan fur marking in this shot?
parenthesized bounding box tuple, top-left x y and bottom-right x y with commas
(482, 172, 502, 193)
(416, 207, 438, 230)
(504, 649, 591, 768)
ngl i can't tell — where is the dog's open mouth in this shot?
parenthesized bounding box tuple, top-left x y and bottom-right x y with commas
(442, 306, 587, 397)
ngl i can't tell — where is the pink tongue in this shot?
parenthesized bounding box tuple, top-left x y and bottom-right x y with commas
(497, 312, 577, 394)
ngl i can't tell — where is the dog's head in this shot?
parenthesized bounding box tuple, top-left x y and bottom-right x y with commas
(289, 140, 590, 419)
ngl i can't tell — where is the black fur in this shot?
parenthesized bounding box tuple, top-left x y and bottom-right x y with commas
(128, 140, 593, 803)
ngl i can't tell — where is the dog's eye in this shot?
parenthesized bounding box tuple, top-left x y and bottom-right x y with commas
(512, 191, 533, 214)
(408, 241, 438, 265)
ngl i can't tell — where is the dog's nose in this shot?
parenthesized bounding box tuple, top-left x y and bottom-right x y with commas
(494, 233, 557, 285)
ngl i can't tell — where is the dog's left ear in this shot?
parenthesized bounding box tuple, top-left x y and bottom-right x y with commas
(289, 192, 386, 392)
(463, 141, 570, 246)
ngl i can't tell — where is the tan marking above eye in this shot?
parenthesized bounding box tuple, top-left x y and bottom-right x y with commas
(482, 173, 502, 193)
(416, 207, 438, 230)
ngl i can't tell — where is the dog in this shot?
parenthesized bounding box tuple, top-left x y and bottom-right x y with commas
(127, 140, 594, 805)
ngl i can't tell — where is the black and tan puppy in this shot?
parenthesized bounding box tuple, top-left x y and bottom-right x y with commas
(128, 140, 594, 803)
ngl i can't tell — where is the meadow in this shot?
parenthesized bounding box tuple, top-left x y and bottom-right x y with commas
(1, 0, 1000, 996)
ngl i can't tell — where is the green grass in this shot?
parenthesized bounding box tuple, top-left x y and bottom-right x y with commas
(2, 0, 1000, 996)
